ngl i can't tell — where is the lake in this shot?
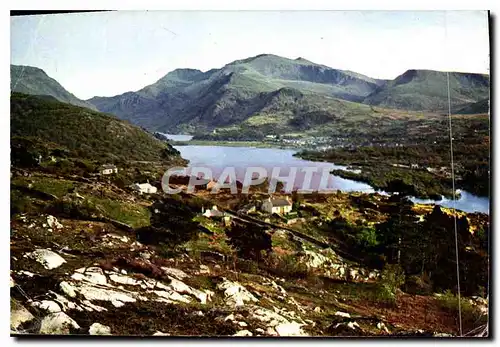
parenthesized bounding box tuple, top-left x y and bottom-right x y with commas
(173, 144, 489, 214)
(410, 191, 489, 215)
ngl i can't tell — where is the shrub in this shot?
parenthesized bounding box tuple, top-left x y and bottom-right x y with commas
(235, 258, 260, 275)
(381, 264, 405, 291)
(437, 290, 487, 332)
(374, 264, 405, 306)
(356, 226, 379, 248)
(46, 198, 101, 220)
(136, 225, 199, 249)
(74, 159, 97, 173)
(226, 223, 272, 260)
(263, 252, 310, 279)
(404, 274, 433, 295)
(111, 173, 133, 190)
(11, 190, 33, 216)
(137, 197, 200, 248)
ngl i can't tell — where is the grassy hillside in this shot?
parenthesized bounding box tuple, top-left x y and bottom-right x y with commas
(192, 88, 444, 140)
(364, 70, 489, 112)
(455, 98, 489, 114)
(10, 93, 182, 164)
(11, 65, 97, 111)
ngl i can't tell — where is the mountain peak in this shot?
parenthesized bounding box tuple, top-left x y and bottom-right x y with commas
(166, 68, 203, 77)
(228, 53, 284, 66)
(144, 68, 211, 95)
(295, 57, 310, 62)
(10, 64, 97, 110)
(254, 53, 276, 58)
(159, 68, 205, 83)
(247, 53, 316, 65)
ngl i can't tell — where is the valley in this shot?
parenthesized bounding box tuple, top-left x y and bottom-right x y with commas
(10, 53, 489, 337)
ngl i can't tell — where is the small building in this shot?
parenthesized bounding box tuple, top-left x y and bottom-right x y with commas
(410, 163, 419, 169)
(131, 182, 157, 194)
(101, 164, 118, 175)
(261, 196, 293, 215)
(202, 206, 232, 226)
(203, 205, 224, 218)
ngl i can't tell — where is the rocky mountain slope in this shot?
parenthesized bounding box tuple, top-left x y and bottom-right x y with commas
(9, 212, 376, 337)
(13, 58, 488, 137)
(363, 70, 489, 112)
(87, 54, 390, 133)
(10, 164, 489, 336)
(10, 203, 488, 336)
(87, 55, 488, 134)
(11, 65, 97, 111)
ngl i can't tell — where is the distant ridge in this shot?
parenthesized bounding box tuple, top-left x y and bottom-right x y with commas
(11, 65, 97, 111)
(454, 98, 489, 114)
(363, 69, 489, 112)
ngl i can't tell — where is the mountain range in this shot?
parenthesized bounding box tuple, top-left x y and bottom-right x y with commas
(10, 54, 489, 135)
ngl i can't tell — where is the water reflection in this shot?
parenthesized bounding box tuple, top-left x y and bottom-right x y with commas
(174, 145, 489, 214)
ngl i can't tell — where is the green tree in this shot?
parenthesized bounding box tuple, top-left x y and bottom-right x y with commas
(375, 196, 419, 264)
(136, 197, 199, 248)
(226, 222, 272, 260)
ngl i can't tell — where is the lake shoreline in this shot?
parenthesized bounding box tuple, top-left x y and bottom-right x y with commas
(172, 140, 487, 203)
(170, 139, 304, 150)
(295, 151, 490, 202)
(173, 144, 489, 215)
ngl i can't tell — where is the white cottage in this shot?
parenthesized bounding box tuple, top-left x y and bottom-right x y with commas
(261, 196, 292, 215)
(132, 183, 158, 194)
(202, 205, 224, 218)
(100, 164, 118, 175)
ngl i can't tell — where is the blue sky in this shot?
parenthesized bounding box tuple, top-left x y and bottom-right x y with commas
(11, 10, 489, 99)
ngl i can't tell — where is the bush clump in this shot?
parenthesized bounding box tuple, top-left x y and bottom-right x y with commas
(11, 189, 33, 216)
(263, 252, 310, 279)
(136, 197, 199, 248)
(437, 290, 487, 332)
(374, 264, 405, 306)
(226, 222, 272, 260)
(46, 198, 101, 220)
